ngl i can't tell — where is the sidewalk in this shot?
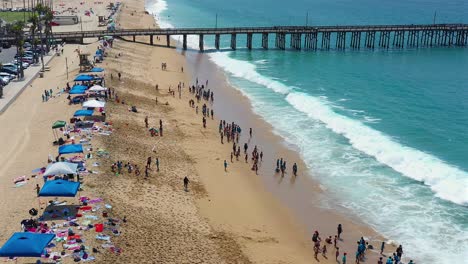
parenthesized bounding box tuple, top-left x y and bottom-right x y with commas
(0, 54, 56, 114)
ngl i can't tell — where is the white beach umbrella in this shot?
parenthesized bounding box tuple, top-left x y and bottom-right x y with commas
(82, 99, 106, 108)
(43, 162, 78, 176)
(89, 85, 107, 92)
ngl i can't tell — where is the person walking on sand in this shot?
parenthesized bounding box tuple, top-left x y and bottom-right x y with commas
(245, 153, 248, 163)
(145, 166, 149, 179)
(334, 235, 338, 249)
(35, 184, 40, 196)
(155, 157, 160, 172)
(342, 252, 347, 264)
(249, 128, 252, 138)
(183, 176, 189, 191)
(322, 244, 327, 258)
(118, 72, 121, 80)
(314, 245, 319, 260)
(336, 247, 340, 261)
(147, 157, 152, 169)
(378, 257, 383, 264)
(380, 242, 385, 255)
(337, 224, 343, 239)
(145, 116, 148, 128)
(292, 162, 298, 176)
(230, 152, 233, 162)
(224, 160, 228, 171)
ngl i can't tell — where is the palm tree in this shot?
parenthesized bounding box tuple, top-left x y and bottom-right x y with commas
(34, 3, 53, 53)
(28, 13, 39, 64)
(11, 21, 25, 80)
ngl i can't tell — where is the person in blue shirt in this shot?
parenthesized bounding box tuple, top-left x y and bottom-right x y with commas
(386, 257, 393, 264)
(342, 252, 347, 264)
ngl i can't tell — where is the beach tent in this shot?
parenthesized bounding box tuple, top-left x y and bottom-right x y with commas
(69, 85, 88, 95)
(73, 109, 94, 117)
(83, 99, 106, 108)
(43, 162, 78, 177)
(74, 75, 94, 82)
(89, 85, 107, 92)
(52, 120, 67, 141)
(52, 120, 66, 129)
(58, 144, 83, 155)
(39, 179, 80, 197)
(90, 67, 104, 72)
(0, 233, 55, 257)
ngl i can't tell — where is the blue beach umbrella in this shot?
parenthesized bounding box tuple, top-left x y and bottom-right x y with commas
(73, 109, 94, 117)
(0, 233, 55, 257)
(39, 179, 80, 197)
(58, 144, 84, 155)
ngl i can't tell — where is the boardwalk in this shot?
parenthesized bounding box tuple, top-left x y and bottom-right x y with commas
(2, 24, 467, 51)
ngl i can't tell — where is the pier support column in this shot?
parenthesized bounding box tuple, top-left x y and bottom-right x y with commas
(365, 31, 375, 49)
(247, 33, 253, 50)
(183, 34, 187, 50)
(150, 35, 153, 45)
(275, 33, 286, 50)
(262, 33, 268, 49)
(379, 31, 390, 48)
(304, 32, 318, 50)
(166, 35, 170, 47)
(199, 34, 204, 52)
(231, 33, 237, 50)
(291, 33, 301, 50)
(321, 32, 331, 49)
(393, 31, 404, 48)
(215, 34, 220, 50)
(133, 35, 136, 42)
(336, 32, 346, 49)
(351, 32, 361, 49)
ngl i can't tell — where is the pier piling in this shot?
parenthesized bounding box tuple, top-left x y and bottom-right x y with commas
(262, 33, 269, 49)
(183, 34, 187, 50)
(247, 33, 253, 50)
(215, 34, 220, 50)
(199, 34, 204, 52)
(231, 34, 237, 50)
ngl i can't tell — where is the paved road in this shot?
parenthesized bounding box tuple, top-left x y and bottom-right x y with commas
(0, 46, 16, 64)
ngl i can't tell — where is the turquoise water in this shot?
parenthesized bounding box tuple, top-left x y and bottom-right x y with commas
(147, 0, 468, 262)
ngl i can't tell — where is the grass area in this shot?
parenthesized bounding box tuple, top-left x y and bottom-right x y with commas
(0, 11, 32, 23)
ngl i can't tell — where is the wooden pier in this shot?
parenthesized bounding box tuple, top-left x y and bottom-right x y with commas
(1, 24, 467, 51)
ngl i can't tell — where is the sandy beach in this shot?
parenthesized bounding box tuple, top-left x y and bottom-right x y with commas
(0, 0, 400, 263)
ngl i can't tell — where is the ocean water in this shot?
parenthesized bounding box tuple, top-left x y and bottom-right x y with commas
(146, 0, 468, 263)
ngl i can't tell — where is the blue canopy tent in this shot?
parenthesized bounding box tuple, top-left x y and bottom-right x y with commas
(74, 75, 94, 82)
(58, 144, 83, 155)
(90, 67, 104, 72)
(69, 85, 88, 95)
(0, 233, 55, 257)
(39, 179, 80, 197)
(73, 109, 94, 117)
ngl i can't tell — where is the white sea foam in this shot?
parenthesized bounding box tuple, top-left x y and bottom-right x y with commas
(209, 52, 291, 94)
(286, 92, 468, 206)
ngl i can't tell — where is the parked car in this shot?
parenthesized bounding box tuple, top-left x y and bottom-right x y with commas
(0, 76, 9, 85)
(0, 72, 15, 81)
(12, 60, 29, 69)
(1, 68, 18, 76)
